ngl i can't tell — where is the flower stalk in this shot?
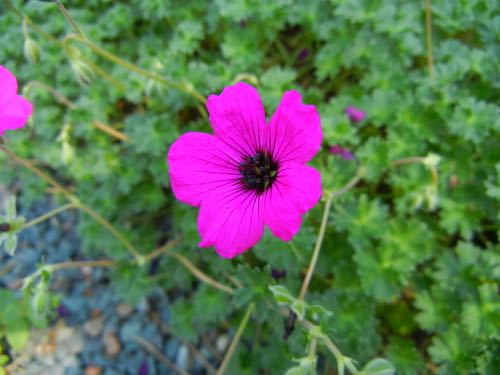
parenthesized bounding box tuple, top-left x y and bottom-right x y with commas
(22, 203, 77, 230)
(216, 303, 255, 375)
(424, 0, 435, 79)
(298, 167, 366, 300)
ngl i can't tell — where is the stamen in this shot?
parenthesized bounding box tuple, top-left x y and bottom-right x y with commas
(238, 152, 278, 193)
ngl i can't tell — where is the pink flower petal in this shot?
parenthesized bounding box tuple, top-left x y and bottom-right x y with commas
(167, 132, 242, 207)
(207, 82, 267, 157)
(264, 162, 322, 241)
(198, 186, 265, 258)
(0, 95, 33, 134)
(0, 65, 17, 109)
(266, 90, 322, 164)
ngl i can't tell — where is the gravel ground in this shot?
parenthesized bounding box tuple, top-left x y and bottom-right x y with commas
(0, 194, 224, 375)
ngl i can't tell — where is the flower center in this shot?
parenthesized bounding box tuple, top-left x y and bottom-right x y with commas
(239, 152, 278, 193)
(0, 223, 10, 233)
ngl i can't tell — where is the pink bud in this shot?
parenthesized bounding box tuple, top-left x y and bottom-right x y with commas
(345, 106, 365, 122)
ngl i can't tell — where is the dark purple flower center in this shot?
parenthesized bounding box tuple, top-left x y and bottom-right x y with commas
(239, 152, 278, 193)
(0, 223, 10, 233)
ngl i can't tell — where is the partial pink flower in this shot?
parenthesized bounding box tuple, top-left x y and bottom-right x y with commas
(345, 105, 365, 122)
(167, 83, 322, 258)
(329, 144, 354, 160)
(0, 65, 33, 136)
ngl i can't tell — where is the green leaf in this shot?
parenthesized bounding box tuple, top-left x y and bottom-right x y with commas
(0, 354, 8, 366)
(4, 234, 17, 256)
(233, 265, 274, 323)
(170, 298, 198, 342)
(6, 319, 29, 351)
(269, 285, 296, 306)
(5, 195, 16, 220)
(385, 337, 424, 375)
(361, 358, 395, 375)
(192, 285, 230, 324)
(285, 356, 317, 375)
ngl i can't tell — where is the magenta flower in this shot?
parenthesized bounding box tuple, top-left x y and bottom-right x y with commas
(329, 145, 354, 160)
(345, 106, 365, 122)
(0, 65, 33, 136)
(167, 83, 322, 258)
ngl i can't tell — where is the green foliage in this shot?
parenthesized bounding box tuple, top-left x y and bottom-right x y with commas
(1, 0, 498, 372)
(0, 196, 25, 256)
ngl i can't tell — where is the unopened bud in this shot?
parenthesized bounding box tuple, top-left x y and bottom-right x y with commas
(24, 38, 41, 63)
(423, 153, 441, 168)
(70, 58, 94, 85)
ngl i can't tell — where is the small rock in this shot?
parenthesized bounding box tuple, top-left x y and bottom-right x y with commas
(216, 335, 230, 353)
(85, 366, 102, 375)
(83, 316, 104, 337)
(120, 319, 142, 342)
(104, 331, 121, 357)
(116, 303, 133, 318)
(164, 339, 180, 360)
(175, 345, 189, 370)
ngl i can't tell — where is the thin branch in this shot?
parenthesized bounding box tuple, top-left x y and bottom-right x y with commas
(63, 34, 207, 106)
(49, 259, 116, 271)
(22, 203, 77, 229)
(225, 274, 244, 289)
(298, 168, 365, 300)
(5, 0, 60, 43)
(142, 238, 180, 262)
(54, 0, 86, 37)
(24, 81, 79, 109)
(169, 252, 235, 295)
(391, 156, 426, 166)
(216, 303, 255, 375)
(0, 145, 72, 198)
(424, 0, 435, 79)
(153, 313, 217, 375)
(77, 204, 143, 261)
(0, 146, 142, 261)
(131, 336, 190, 375)
(93, 120, 130, 143)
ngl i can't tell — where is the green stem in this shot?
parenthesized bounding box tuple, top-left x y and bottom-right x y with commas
(169, 252, 235, 294)
(63, 34, 207, 106)
(424, 0, 435, 79)
(5, 0, 60, 43)
(298, 168, 365, 300)
(0, 145, 142, 261)
(54, 0, 86, 37)
(216, 303, 255, 375)
(77, 203, 143, 261)
(24, 81, 79, 109)
(2, 145, 233, 293)
(22, 203, 77, 229)
(0, 145, 72, 198)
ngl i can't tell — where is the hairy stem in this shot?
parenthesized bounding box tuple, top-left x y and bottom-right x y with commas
(424, 0, 435, 79)
(0, 145, 142, 261)
(0, 145, 72, 198)
(217, 303, 255, 375)
(22, 203, 77, 230)
(5, 0, 59, 43)
(54, 0, 86, 37)
(63, 34, 207, 106)
(49, 259, 116, 271)
(142, 238, 180, 261)
(132, 336, 189, 375)
(298, 168, 365, 300)
(76, 203, 143, 261)
(24, 81, 79, 109)
(169, 252, 235, 294)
